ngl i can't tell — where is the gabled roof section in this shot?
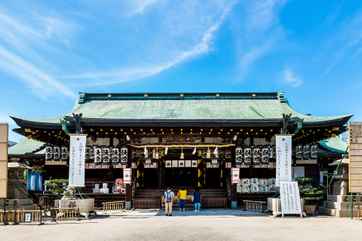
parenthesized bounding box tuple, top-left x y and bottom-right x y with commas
(8, 138, 45, 156)
(319, 136, 348, 154)
(11, 92, 352, 132)
(69, 92, 351, 124)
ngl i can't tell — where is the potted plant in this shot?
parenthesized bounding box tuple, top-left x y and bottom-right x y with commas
(295, 177, 324, 215)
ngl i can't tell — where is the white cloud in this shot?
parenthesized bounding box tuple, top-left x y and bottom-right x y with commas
(0, 45, 75, 98)
(63, 0, 238, 86)
(322, 10, 362, 76)
(282, 67, 303, 87)
(0, 8, 78, 99)
(231, 0, 286, 80)
(129, 0, 160, 16)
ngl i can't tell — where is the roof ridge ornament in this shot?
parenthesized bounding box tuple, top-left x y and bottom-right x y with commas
(278, 92, 289, 104)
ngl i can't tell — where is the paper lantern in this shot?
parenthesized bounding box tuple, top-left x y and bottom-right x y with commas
(45, 146, 53, 160)
(102, 148, 110, 163)
(235, 147, 243, 163)
(244, 148, 252, 165)
(120, 147, 128, 163)
(61, 147, 69, 160)
(311, 144, 318, 159)
(261, 147, 269, 163)
(253, 147, 261, 164)
(296, 145, 303, 160)
(303, 145, 310, 160)
(111, 148, 120, 163)
(94, 147, 102, 163)
(53, 146, 60, 160)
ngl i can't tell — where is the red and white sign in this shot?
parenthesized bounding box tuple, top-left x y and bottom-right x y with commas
(123, 168, 132, 184)
(231, 168, 240, 184)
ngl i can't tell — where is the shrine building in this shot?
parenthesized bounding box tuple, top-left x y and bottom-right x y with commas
(8, 92, 351, 209)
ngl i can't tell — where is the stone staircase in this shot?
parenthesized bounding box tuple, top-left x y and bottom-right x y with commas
(133, 188, 227, 209)
(320, 195, 362, 217)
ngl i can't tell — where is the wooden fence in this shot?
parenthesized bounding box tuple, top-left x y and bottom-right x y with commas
(52, 208, 80, 221)
(0, 209, 43, 224)
(102, 201, 125, 214)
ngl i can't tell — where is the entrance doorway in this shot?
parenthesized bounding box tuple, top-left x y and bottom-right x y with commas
(143, 168, 159, 188)
(205, 168, 223, 188)
(165, 168, 197, 188)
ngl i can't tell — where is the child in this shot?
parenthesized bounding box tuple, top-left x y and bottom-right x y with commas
(177, 187, 187, 212)
(193, 188, 201, 212)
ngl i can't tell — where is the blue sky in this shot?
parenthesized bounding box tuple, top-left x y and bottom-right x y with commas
(0, 0, 362, 141)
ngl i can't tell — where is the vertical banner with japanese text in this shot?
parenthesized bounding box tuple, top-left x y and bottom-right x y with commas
(276, 135, 292, 187)
(69, 134, 87, 187)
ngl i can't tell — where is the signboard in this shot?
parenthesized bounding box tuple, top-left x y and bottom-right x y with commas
(276, 135, 292, 186)
(24, 212, 32, 222)
(123, 168, 132, 184)
(349, 123, 362, 192)
(0, 124, 8, 198)
(280, 181, 303, 217)
(69, 134, 87, 187)
(231, 167, 240, 184)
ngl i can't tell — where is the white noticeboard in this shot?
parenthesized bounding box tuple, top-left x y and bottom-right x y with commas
(280, 181, 303, 217)
(276, 135, 292, 186)
(123, 168, 132, 184)
(69, 134, 87, 187)
(231, 168, 240, 184)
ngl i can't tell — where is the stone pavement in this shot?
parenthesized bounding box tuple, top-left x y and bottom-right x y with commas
(1, 209, 362, 241)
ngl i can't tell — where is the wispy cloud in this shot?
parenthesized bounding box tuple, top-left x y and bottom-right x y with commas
(0, 45, 75, 98)
(128, 0, 160, 16)
(282, 67, 303, 87)
(0, 7, 77, 99)
(63, 0, 238, 86)
(231, 0, 286, 80)
(322, 10, 362, 76)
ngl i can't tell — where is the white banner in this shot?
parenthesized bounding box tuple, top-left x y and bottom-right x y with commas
(280, 181, 302, 216)
(231, 168, 240, 184)
(69, 134, 87, 187)
(123, 168, 132, 184)
(276, 135, 292, 186)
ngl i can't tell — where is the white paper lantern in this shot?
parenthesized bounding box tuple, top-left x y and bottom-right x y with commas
(120, 147, 128, 163)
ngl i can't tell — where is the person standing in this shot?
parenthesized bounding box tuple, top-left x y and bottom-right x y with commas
(164, 187, 175, 216)
(177, 187, 187, 212)
(193, 188, 201, 212)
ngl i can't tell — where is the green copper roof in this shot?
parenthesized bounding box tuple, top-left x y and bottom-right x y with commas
(68, 92, 350, 123)
(319, 136, 348, 154)
(8, 138, 45, 156)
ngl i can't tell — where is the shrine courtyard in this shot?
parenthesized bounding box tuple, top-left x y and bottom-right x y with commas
(1, 210, 361, 241)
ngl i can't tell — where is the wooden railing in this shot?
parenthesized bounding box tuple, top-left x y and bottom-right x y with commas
(52, 208, 80, 221)
(242, 200, 267, 213)
(102, 201, 125, 212)
(0, 209, 43, 224)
